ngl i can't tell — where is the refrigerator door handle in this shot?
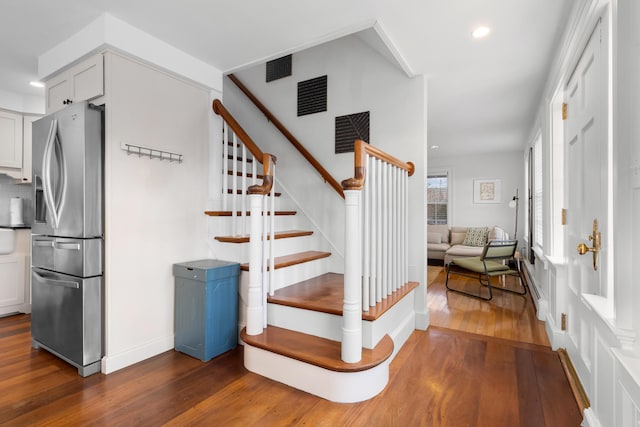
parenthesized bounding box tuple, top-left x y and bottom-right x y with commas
(53, 242, 81, 251)
(33, 239, 55, 248)
(42, 119, 67, 229)
(33, 271, 80, 289)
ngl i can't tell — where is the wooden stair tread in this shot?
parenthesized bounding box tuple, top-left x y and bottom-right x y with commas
(268, 272, 419, 321)
(227, 170, 264, 179)
(227, 155, 253, 163)
(240, 250, 331, 271)
(215, 230, 313, 243)
(241, 326, 393, 372)
(205, 210, 296, 216)
(227, 189, 281, 197)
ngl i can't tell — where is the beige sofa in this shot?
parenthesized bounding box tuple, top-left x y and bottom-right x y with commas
(427, 225, 509, 265)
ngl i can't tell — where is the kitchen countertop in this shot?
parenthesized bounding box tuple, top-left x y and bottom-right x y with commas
(0, 224, 31, 230)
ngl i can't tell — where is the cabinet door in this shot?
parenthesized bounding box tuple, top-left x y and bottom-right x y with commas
(46, 74, 70, 113)
(70, 54, 104, 102)
(21, 116, 39, 183)
(45, 53, 104, 114)
(0, 256, 25, 308)
(0, 110, 23, 168)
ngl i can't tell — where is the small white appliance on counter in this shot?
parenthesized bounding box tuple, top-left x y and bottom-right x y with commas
(30, 101, 104, 377)
(10, 197, 23, 226)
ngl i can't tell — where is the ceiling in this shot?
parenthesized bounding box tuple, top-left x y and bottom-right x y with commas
(0, 0, 576, 158)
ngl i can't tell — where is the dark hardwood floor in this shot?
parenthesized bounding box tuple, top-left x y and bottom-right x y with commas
(0, 269, 581, 426)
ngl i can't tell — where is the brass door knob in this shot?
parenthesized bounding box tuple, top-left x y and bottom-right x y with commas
(577, 242, 591, 255)
(576, 219, 601, 271)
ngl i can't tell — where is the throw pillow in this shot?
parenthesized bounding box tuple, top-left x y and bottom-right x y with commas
(451, 232, 467, 245)
(427, 232, 441, 244)
(462, 227, 489, 246)
(488, 226, 506, 241)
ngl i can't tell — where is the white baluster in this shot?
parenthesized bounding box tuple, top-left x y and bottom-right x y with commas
(370, 157, 377, 308)
(391, 166, 397, 293)
(269, 163, 276, 297)
(376, 159, 383, 303)
(222, 123, 228, 211)
(246, 193, 264, 335)
(382, 162, 389, 298)
(252, 157, 257, 186)
(395, 167, 401, 291)
(343, 189, 362, 363)
(404, 170, 409, 285)
(262, 187, 269, 327)
(387, 164, 393, 296)
(232, 133, 238, 235)
(362, 155, 370, 312)
(241, 144, 247, 235)
(402, 170, 407, 286)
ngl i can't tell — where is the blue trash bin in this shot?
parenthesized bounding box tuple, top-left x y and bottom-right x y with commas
(173, 259, 240, 362)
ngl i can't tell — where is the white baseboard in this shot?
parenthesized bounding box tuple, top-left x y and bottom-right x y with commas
(544, 312, 566, 350)
(102, 334, 174, 374)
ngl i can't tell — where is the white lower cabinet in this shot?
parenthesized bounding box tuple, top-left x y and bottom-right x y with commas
(0, 256, 25, 309)
(0, 230, 31, 316)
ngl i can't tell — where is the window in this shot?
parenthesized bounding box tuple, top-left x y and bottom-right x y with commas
(533, 133, 543, 250)
(427, 173, 449, 225)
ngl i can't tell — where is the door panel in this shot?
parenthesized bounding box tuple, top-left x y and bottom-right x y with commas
(564, 18, 607, 399)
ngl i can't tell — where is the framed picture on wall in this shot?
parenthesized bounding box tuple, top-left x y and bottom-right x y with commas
(473, 179, 501, 203)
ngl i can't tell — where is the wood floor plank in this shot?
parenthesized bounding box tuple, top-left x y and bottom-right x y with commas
(534, 350, 583, 426)
(0, 269, 581, 426)
(515, 347, 547, 427)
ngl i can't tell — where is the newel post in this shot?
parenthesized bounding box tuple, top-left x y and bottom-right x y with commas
(342, 188, 363, 363)
(246, 193, 264, 335)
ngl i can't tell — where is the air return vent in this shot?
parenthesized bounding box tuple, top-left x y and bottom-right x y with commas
(297, 75, 327, 117)
(266, 55, 292, 82)
(335, 111, 370, 153)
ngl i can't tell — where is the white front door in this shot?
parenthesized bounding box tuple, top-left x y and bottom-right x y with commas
(564, 17, 608, 398)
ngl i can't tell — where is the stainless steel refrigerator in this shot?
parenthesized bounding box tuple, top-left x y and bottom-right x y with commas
(31, 101, 104, 377)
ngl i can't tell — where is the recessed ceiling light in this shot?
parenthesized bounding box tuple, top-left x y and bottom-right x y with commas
(472, 26, 491, 39)
(29, 81, 45, 88)
(430, 145, 440, 150)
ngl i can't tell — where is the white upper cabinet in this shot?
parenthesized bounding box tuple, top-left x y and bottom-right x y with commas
(21, 115, 39, 183)
(0, 110, 23, 169)
(46, 53, 104, 113)
(0, 112, 39, 182)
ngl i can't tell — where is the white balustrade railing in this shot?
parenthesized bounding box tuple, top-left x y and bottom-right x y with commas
(342, 140, 413, 363)
(213, 99, 276, 337)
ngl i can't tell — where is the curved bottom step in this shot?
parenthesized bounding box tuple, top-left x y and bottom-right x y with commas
(241, 326, 393, 403)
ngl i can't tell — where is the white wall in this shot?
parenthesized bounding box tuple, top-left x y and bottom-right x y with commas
(223, 33, 428, 327)
(428, 151, 525, 241)
(102, 52, 211, 373)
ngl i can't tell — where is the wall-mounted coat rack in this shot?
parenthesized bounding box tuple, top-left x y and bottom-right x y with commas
(121, 142, 183, 163)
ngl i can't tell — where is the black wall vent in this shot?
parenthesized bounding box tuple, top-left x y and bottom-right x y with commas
(335, 111, 370, 153)
(297, 75, 327, 117)
(266, 55, 292, 82)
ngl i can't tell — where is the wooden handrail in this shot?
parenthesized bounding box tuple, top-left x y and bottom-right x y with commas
(212, 99, 264, 163)
(342, 139, 415, 191)
(212, 99, 276, 196)
(228, 74, 345, 199)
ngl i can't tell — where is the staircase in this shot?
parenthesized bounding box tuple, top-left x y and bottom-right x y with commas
(205, 100, 418, 403)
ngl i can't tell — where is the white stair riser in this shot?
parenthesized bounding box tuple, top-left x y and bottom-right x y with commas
(244, 345, 390, 403)
(269, 257, 330, 291)
(206, 235, 328, 263)
(267, 304, 343, 343)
